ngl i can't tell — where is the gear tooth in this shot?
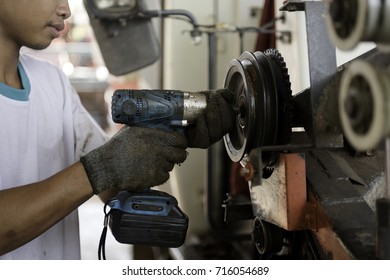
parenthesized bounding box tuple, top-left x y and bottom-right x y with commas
(264, 48, 293, 144)
(262, 164, 276, 179)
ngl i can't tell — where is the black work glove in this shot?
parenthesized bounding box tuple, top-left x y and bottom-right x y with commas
(80, 126, 188, 194)
(185, 88, 235, 148)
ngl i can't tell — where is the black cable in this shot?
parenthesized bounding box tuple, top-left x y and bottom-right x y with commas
(98, 203, 111, 260)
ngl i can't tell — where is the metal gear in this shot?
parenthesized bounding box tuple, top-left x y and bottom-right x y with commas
(262, 49, 293, 175)
(223, 49, 292, 176)
(264, 48, 293, 145)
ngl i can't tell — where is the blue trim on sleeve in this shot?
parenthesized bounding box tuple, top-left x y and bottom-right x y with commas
(0, 62, 31, 101)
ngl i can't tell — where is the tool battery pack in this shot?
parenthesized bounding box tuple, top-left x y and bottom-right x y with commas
(107, 190, 188, 248)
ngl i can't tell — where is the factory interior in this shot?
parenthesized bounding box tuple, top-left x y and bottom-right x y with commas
(16, 0, 390, 260)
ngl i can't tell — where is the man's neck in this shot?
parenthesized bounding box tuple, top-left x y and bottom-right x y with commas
(0, 44, 22, 89)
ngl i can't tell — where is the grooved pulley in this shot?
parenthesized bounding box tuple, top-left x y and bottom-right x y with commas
(223, 49, 292, 168)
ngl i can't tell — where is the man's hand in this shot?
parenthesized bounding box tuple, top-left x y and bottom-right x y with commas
(185, 88, 236, 148)
(80, 126, 188, 194)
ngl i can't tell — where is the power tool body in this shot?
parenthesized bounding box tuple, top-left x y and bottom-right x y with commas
(104, 89, 208, 248)
(111, 89, 207, 130)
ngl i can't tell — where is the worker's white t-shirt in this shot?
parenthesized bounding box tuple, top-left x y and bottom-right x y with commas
(0, 53, 108, 259)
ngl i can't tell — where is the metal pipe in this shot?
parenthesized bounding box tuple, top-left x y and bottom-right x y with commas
(140, 9, 199, 27)
(207, 32, 217, 90)
(139, 9, 202, 43)
(386, 138, 390, 199)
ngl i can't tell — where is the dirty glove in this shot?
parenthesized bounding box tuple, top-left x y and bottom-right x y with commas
(185, 88, 235, 148)
(80, 126, 188, 194)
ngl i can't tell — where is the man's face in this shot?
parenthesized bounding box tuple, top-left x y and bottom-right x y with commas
(0, 0, 71, 50)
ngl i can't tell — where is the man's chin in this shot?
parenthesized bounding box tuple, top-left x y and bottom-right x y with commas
(26, 39, 54, 51)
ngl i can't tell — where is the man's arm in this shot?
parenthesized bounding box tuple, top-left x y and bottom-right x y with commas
(0, 162, 92, 255)
(0, 126, 188, 256)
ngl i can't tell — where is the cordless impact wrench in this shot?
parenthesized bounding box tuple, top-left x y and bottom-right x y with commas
(103, 89, 208, 250)
(111, 89, 208, 130)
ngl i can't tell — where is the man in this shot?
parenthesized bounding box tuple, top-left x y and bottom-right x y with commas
(0, 0, 234, 259)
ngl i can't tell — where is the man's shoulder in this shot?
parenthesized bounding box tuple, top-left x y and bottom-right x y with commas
(19, 52, 68, 85)
(19, 52, 60, 71)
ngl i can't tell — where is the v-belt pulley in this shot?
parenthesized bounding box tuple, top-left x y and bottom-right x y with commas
(223, 49, 292, 176)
